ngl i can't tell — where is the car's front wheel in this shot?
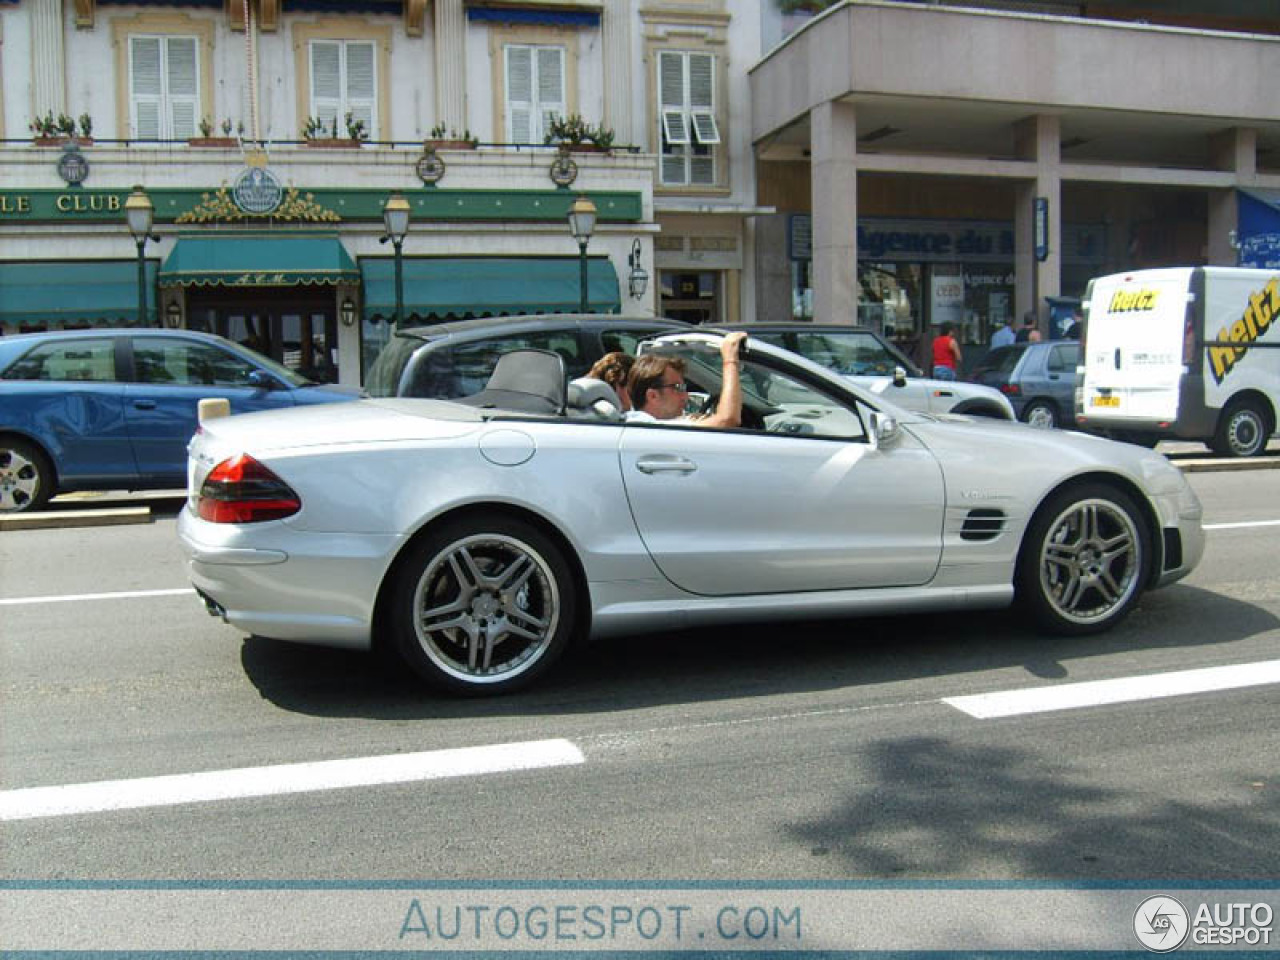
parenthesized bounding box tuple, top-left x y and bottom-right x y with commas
(1016, 483, 1151, 635)
(0, 439, 54, 513)
(1022, 400, 1058, 429)
(389, 515, 577, 695)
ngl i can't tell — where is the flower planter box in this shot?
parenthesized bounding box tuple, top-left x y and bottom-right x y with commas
(424, 139, 476, 150)
(557, 142, 608, 154)
(304, 138, 364, 148)
(33, 136, 92, 148)
(188, 137, 239, 148)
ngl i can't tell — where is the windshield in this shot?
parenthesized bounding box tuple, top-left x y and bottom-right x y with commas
(753, 330, 919, 377)
(364, 334, 423, 397)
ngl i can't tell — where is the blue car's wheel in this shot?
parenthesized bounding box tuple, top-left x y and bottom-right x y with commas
(0, 439, 54, 513)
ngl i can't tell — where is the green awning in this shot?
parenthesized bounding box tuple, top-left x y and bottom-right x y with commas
(360, 256, 620, 320)
(159, 233, 359, 287)
(0, 260, 158, 326)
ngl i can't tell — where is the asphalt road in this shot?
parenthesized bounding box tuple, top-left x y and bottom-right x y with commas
(1, 470, 1278, 883)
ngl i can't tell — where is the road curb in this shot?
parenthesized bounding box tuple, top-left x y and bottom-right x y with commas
(0, 506, 152, 531)
(1172, 457, 1280, 473)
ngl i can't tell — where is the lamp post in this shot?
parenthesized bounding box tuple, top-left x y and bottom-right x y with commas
(627, 238, 649, 300)
(381, 193, 411, 328)
(124, 186, 157, 327)
(568, 194, 597, 313)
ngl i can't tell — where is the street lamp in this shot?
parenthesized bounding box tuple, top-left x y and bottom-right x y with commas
(124, 185, 158, 327)
(380, 192, 411, 328)
(627, 238, 649, 300)
(568, 194, 597, 313)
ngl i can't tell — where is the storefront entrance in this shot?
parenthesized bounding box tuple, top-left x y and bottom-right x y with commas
(186, 287, 340, 383)
(659, 270, 719, 325)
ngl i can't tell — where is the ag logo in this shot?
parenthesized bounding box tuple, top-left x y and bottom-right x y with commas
(1134, 895, 1190, 952)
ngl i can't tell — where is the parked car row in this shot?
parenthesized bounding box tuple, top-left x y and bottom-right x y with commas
(0, 329, 356, 512)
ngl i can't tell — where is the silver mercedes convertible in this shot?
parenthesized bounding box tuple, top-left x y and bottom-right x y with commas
(178, 331, 1204, 695)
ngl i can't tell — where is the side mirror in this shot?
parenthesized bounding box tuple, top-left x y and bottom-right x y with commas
(892, 365, 908, 388)
(247, 369, 275, 391)
(867, 411, 901, 451)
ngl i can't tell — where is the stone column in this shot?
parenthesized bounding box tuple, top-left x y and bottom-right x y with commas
(810, 100, 858, 325)
(603, 0, 633, 145)
(30, 0, 67, 119)
(1014, 114, 1061, 332)
(1208, 127, 1257, 266)
(434, 0, 466, 133)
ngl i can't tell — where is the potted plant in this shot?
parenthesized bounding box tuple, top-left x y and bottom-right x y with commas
(544, 113, 614, 153)
(31, 111, 94, 146)
(189, 116, 239, 147)
(424, 123, 478, 149)
(302, 113, 367, 148)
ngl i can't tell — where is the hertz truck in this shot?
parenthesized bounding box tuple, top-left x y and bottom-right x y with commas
(1077, 266, 1279, 457)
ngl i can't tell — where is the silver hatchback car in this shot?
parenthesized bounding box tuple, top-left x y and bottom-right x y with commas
(722, 323, 1015, 420)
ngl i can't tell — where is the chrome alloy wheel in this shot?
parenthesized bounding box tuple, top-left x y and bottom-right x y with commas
(0, 447, 43, 512)
(412, 533, 561, 685)
(1038, 498, 1143, 626)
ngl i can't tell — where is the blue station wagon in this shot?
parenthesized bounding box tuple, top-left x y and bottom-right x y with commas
(0, 328, 356, 512)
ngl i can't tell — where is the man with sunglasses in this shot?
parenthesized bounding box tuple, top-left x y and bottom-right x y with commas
(625, 331, 747, 428)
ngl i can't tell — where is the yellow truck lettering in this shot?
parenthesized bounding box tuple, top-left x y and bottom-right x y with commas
(1108, 289, 1160, 313)
(1209, 277, 1279, 385)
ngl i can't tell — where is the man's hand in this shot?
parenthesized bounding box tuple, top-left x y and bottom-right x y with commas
(720, 330, 747, 365)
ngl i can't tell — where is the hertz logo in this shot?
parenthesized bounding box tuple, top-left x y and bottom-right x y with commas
(1209, 276, 1279, 385)
(1108, 288, 1159, 312)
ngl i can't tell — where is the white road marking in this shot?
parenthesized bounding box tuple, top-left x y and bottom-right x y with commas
(0, 588, 194, 607)
(943, 660, 1280, 719)
(1203, 519, 1280, 530)
(0, 739, 585, 821)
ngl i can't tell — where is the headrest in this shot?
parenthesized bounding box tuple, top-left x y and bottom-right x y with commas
(566, 377, 623, 421)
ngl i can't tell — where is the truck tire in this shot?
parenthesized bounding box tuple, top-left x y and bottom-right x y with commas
(1210, 400, 1270, 458)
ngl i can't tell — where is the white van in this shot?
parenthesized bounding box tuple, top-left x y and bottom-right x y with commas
(1076, 266, 1279, 456)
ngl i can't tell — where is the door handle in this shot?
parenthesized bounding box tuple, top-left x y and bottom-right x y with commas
(635, 455, 697, 475)
(133, 400, 157, 410)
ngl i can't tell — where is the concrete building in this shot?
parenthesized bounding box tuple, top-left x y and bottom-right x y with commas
(3, 0, 1278, 383)
(0, 0, 770, 383)
(751, 0, 1280, 359)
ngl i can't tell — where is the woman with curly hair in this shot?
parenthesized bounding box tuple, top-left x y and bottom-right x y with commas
(586, 351, 635, 411)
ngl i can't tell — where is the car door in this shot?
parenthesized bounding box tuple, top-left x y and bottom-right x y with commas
(1046, 342, 1079, 415)
(618, 353, 945, 595)
(0, 335, 135, 483)
(123, 336, 295, 481)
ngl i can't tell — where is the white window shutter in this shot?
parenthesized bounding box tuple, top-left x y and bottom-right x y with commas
(662, 110, 689, 145)
(689, 53, 714, 110)
(130, 37, 163, 140)
(166, 37, 199, 140)
(505, 46, 534, 144)
(310, 41, 342, 132)
(536, 46, 564, 143)
(345, 41, 376, 136)
(659, 51, 684, 113)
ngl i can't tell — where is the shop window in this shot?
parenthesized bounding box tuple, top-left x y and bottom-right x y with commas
(504, 44, 565, 145)
(129, 34, 199, 140)
(657, 51, 719, 187)
(309, 40, 377, 138)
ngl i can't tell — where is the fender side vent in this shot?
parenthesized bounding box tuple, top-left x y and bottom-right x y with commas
(961, 509, 1006, 541)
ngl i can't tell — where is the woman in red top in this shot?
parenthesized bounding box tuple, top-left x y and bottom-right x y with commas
(931, 322, 962, 381)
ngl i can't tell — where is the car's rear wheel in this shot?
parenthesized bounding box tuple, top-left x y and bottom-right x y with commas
(0, 439, 54, 513)
(390, 516, 576, 695)
(1210, 400, 1270, 458)
(1016, 482, 1151, 635)
(1022, 400, 1058, 429)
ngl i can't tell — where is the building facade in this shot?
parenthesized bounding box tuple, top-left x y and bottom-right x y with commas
(0, 0, 770, 384)
(751, 1, 1280, 361)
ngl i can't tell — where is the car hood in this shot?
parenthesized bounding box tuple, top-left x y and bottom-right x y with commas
(197, 398, 484, 455)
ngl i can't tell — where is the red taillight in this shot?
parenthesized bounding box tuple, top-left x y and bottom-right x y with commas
(1000, 384, 1021, 396)
(198, 453, 300, 524)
